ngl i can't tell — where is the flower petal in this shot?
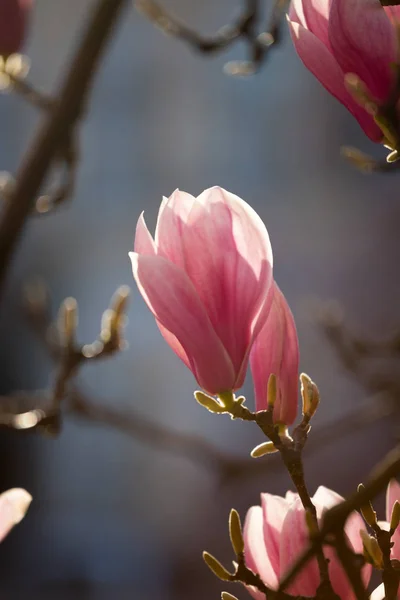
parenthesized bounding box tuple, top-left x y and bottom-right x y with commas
(279, 498, 320, 596)
(261, 493, 290, 576)
(156, 319, 191, 370)
(328, 0, 396, 102)
(134, 212, 156, 256)
(155, 190, 196, 268)
(250, 283, 299, 425)
(182, 187, 273, 381)
(0, 488, 32, 542)
(288, 20, 383, 141)
(303, 0, 332, 46)
(243, 506, 278, 588)
(130, 252, 235, 393)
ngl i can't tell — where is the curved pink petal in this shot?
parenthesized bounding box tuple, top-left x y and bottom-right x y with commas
(155, 190, 196, 269)
(384, 7, 400, 23)
(182, 187, 273, 381)
(289, 0, 307, 26)
(289, 20, 383, 141)
(261, 493, 290, 575)
(279, 498, 320, 596)
(387, 479, 400, 560)
(328, 0, 396, 102)
(0, 488, 32, 542)
(250, 283, 299, 425)
(303, 0, 332, 47)
(243, 506, 278, 588)
(130, 252, 235, 394)
(134, 213, 156, 256)
(156, 319, 191, 370)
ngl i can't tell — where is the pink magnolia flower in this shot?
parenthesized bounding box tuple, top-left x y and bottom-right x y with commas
(0, 0, 32, 56)
(130, 187, 274, 396)
(288, 0, 400, 142)
(244, 486, 371, 599)
(0, 488, 31, 542)
(250, 282, 299, 425)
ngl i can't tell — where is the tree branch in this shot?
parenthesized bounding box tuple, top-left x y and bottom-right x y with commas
(0, 0, 130, 295)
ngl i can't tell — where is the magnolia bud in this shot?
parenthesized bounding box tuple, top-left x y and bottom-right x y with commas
(229, 509, 244, 556)
(194, 391, 225, 413)
(250, 441, 278, 458)
(357, 484, 377, 528)
(203, 551, 232, 581)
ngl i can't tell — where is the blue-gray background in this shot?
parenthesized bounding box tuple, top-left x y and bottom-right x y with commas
(0, 0, 398, 598)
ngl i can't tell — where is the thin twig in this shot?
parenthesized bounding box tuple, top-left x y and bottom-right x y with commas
(135, 0, 289, 74)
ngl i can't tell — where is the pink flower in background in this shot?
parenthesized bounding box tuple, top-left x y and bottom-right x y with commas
(130, 186, 274, 395)
(250, 282, 299, 425)
(0, 0, 32, 56)
(244, 486, 371, 599)
(0, 488, 31, 542)
(288, 0, 400, 142)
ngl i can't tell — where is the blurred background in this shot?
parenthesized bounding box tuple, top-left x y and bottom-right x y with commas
(0, 0, 399, 598)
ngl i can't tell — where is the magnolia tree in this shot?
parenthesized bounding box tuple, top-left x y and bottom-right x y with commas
(1, 0, 400, 599)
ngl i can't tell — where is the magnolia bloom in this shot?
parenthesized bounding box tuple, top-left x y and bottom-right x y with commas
(0, 488, 32, 542)
(130, 187, 274, 396)
(250, 282, 299, 425)
(0, 0, 32, 56)
(244, 486, 371, 599)
(288, 0, 400, 142)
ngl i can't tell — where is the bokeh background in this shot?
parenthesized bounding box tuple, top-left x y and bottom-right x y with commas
(0, 0, 399, 598)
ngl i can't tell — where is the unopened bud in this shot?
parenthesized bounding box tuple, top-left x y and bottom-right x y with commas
(203, 551, 232, 581)
(195, 391, 225, 414)
(360, 529, 384, 569)
(101, 286, 130, 348)
(357, 484, 377, 527)
(267, 373, 277, 410)
(250, 441, 278, 458)
(221, 593, 239, 600)
(58, 297, 78, 348)
(390, 501, 400, 534)
(300, 373, 319, 419)
(229, 509, 244, 556)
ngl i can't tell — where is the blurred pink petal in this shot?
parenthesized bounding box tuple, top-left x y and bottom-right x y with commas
(328, 0, 396, 101)
(0, 488, 32, 542)
(288, 20, 382, 141)
(0, 0, 32, 55)
(250, 282, 299, 424)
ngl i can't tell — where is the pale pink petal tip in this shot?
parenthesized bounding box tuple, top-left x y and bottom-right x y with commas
(0, 488, 32, 542)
